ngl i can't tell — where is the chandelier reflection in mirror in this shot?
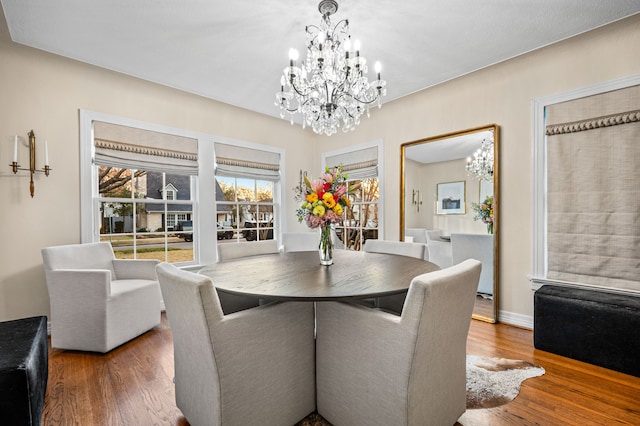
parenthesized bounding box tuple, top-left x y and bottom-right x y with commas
(275, 0, 387, 136)
(466, 138, 494, 181)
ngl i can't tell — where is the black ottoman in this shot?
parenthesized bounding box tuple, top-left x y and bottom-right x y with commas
(534, 285, 640, 377)
(0, 316, 49, 425)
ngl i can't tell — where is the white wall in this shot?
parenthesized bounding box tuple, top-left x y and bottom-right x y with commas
(311, 14, 640, 324)
(0, 14, 315, 321)
(1, 11, 639, 324)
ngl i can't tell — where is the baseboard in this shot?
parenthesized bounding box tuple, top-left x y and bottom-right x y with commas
(498, 310, 533, 329)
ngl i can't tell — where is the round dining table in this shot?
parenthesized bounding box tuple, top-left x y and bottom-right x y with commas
(198, 249, 440, 302)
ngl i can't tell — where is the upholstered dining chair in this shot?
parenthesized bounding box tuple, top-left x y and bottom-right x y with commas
(41, 242, 162, 353)
(156, 263, 316, 426)
(282, 232, 318, 252)
(217, 239, 279, 261)
(363, 239, 427, 259)
(315, 259, 481, 426)
(215, 239, 280, 314)
(363, 239, 429, 314)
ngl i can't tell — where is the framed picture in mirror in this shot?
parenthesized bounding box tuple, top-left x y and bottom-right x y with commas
(436, 181, 466, 214)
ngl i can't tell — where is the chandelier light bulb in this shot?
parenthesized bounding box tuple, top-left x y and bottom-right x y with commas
(275, 0, 387, 136)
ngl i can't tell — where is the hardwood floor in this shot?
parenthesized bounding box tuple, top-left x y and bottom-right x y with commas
(43, 313, 640, 425)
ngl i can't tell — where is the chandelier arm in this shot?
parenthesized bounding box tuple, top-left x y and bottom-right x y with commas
(331, 19, 349, 40)
(289, 79, 313, 98)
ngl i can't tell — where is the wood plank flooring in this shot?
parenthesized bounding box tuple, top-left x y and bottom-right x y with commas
(43, 313, 640, 425)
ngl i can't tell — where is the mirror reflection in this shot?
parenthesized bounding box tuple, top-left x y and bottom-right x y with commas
(400, 124, 499, 322)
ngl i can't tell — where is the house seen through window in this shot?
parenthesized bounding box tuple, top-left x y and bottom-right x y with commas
(97, 167, 195, 264)
(215, 176, 275, 242)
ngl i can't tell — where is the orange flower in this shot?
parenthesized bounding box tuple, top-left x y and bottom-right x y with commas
(323, 192, 336, 208)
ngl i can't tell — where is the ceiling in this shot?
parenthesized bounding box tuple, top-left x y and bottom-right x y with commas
(2, 0, 640, 128)
(405, 130, 494, 164)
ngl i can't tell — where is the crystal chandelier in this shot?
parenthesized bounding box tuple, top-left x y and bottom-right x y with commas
(466, 138, 494, 181)
(275, 0, 387, 136)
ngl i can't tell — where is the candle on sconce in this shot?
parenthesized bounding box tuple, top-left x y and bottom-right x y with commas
(13, 135, 18, 163)
(45, 140, 49, 166)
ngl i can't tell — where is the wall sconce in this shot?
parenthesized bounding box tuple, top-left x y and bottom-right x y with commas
(10, 130, 51, 198)
(412, 189, 422, 212)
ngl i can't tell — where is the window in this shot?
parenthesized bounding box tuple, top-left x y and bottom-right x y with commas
(323, 141, 383, 250)
(81, 114, 199, 265)
(97, 167, 195, 263)
(214, 142, 281, 245)
(80, 111, 282, 265)
(532, 74, 640, 294)
(216, 177, 275, 241)
(164, 184, 177, 201)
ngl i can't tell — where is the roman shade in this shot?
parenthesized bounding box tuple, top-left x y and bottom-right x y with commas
(94, 121, 198, 175)
(545, 84, 640, 292)
(214, 142, 280, 181)
(325, 146, 378, 180)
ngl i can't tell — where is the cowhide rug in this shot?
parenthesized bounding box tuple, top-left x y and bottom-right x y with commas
(296, 355, 545, 425)
(465, 354, 545, 409)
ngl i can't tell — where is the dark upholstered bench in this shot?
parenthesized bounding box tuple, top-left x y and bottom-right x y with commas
(0, 316, 48, 425)
(534, 285, 640, 377)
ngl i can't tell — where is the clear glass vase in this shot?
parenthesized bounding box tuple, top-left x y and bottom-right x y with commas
(487, 222, 494, 234)
(318, 223, 333, 266)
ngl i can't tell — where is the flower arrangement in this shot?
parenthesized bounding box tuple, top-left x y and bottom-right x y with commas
(295, 167, 356, 265)
(295, 167, 350, 228)
(471, 195, 495, 234)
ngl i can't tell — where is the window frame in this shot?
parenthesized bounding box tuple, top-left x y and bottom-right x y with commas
(530, 73, 640, 291)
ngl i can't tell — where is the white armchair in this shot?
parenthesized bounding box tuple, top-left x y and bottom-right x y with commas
(451, 233, 494, 295)
(425, 229, 453, 268)
(41, 242, 161, 353)
(404, 228, 427, 244)
(156, 263, 316, 426)
(315, 259, 481, 426)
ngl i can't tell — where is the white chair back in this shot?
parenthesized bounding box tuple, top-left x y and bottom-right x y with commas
(363, 239, 426, 260)
(217, 239, 279, 261)
(282, 232, 318, 252)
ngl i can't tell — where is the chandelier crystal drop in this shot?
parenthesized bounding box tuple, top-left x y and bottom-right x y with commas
(466, 138, 494, 181)
(275, 0, 387, 136)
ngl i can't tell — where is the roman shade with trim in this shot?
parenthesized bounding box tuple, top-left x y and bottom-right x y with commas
(214, 142, 280, 181)
(94, 121, 198, 175)
(545, 84, 640, 293)
(326, 146, 378, 180)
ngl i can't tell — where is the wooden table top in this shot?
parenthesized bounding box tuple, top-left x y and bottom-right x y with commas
(198, 250, 440, 301)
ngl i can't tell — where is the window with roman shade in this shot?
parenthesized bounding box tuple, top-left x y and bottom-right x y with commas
(324, 143, 381, 251)
(533, 79, 640, 294)
(214, 142, 281, 243)
(92, 121, 198, 264)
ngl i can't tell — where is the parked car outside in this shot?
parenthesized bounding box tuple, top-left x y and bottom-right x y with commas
(174, 220, 193, 242)
(217, 224, 234, 240)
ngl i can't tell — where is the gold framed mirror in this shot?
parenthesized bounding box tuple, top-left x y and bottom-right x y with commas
(400, 124, 499, 323)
